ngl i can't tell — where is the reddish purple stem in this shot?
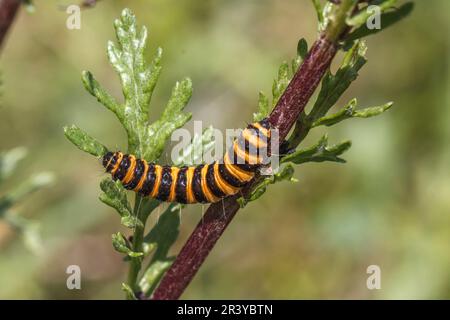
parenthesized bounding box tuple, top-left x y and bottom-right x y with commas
(152, 35, 338, 300)
(0, 0, 20, 50)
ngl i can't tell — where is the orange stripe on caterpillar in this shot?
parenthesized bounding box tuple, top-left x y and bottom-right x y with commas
(102, 118, 273, 204)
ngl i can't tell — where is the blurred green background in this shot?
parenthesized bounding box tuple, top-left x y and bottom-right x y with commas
(0, 0, 448, 299)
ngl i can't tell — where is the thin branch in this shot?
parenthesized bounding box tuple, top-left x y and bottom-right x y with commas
(267, 37, 337, 138)
(80, 0, 101, 9)
(152, 0, 353, 300)
(0, 0, 21, 50)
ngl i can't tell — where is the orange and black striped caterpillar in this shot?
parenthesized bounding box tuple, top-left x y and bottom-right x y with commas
(102, 118, 273, 204)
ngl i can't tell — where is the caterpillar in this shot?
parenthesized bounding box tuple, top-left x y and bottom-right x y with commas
(101, 118, 273, 204)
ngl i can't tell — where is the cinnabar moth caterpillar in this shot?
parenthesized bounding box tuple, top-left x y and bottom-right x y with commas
(102, 118, 273, 204)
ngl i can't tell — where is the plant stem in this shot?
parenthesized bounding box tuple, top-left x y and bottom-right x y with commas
(0, 0, 21, 50)
(152, 0, 355, 300)
(126, 194, 146, 296)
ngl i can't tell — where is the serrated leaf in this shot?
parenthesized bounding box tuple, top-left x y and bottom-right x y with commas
(64, 125, 108, 157)
(256, 39, 305, 121)
(106, 9, 167, 157)
(63, 7, 195, 296)
(353, 102, 393, 118)
(112, 232, 130, 253)
(346, 0, 398, 27)
(121, 283, 137, 300)
(121, 215, 144, 229)
(282, 135, 352, 165)
(346, 2, 413, 44)
(309, 41, 367, 122)
(238, 164, 297, 208)
(72, 8, 190, 163)
(146, 78, 193, 161)
(174, 125, 216, 166)
(109, 13, 161, 116)
(139, 258, 174, 296)
(253, 91, 270, 122)
(272, 62, 290, 107)
(81, 71, 121, 119)
(112, 232, 143, 257)
(99, 178, 142, 228)
(312, 99, 393, 127)
(100, 178, 131, 212)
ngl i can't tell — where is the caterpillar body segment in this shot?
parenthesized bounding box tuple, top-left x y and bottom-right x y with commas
(102, 118, 273, 204)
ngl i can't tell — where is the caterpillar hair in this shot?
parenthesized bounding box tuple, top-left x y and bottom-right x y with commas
(102, 118, 273, 204)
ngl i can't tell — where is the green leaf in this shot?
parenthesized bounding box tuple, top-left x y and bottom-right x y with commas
(297, 38, 308, 60)
(99, 178, 131, 213)
(3, 213, 43, 255)
(346, 2, 414, 43)
(309, 40, 367, 122)
(0, 161, 53, 255)
(108, 9, 158, 116)
(0, 172, 55, 213)
(120, 215, 144, 229)
(64, 7, 195, 296)
(121, 283, 137, 300)
(112, 232, 143, 258)
(253, 91, 270, 122)
(346, 0, 398, 27)
(74, 8, 190, 163)
(282, 135, 352, 165)
(140, 204, 180, 296)
(0, 146, 53, 256)
(143, 204, 180, 262)
(291, 38, 309, 74)
(312, 99, 393, 127)
(0, 147, 27, 183)
(272, 62, 290, 107)
(136, 197, 161, 223)
(173, 125, 216, 166)
(81, 71, 122, 119)
(139, 258, 174, 296)
(255, 39, 306, 121)
(291, 41, 365, 148)
(21, 0, 35, 13)
(318, 2, 334, 33)
(105, 9, 167, 157)
(237, 164, 297, 208)
(145, 78, 193, 161)
(142, 242, 157, 257)
(99, 178, 143, 228)
(64, 125, 108, 157)
(310, 0, 324, 25)
(112, 232, 130, 253)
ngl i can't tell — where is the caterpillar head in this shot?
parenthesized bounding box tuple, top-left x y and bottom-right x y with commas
(258, 118, 272, 131)
(102, 151, 121, 172)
